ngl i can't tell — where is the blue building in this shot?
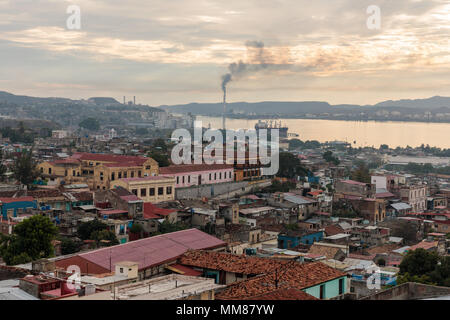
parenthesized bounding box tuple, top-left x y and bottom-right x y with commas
(278, 230, 324, 249)
(0, 197, 38, 219)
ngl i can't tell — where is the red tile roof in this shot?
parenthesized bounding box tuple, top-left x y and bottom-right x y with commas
(0, 196, 35, 203)
(180, 250, 290, 275)
(70, 153, 150, 166)
(216, 261, 346, 300)
(143, 202, 176, 219)
(243, 288, 318, 300)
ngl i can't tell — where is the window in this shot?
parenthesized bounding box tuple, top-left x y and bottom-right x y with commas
(320, 285, 325, 299)
(229, 172, 232, 179)
(167, 187, 172, 195)
(48, 168, 52, 174)
(209, 173, 212, 180)
(150, 188, 155, 196)
(131, 171, 134, 178)
(132, 189, 137, 196)
(158, 187, 164, 195)
(124, 172, 127, 178)
(73, 170, 76, 176)
(188, 176, 191, 183)
(219, 172, 222, 179)
(111, 173, 115, 181)
(118, 172, 122, 179)
(138, 171, 142, 177)
(177, 176, 179, 184)
(64, 170, 68, 176)
(40, 167, 43, 173)
(182, 176, 185, 184)
(146, 165, 151, 170)
(140, 188, 147, 197)
(339, 278, 344, 295)
(120, 268, 124, 273)
(214, 173, 217, 180)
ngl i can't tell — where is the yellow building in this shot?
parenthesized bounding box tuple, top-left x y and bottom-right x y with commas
(111, 175, 175, 203)
(38, 153, 159, 191)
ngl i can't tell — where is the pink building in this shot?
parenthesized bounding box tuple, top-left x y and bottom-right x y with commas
(159, 164, 234, 188)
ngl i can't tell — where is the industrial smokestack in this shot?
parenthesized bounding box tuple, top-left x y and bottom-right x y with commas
(123, 96, 126, 104)
(133, 96, 136, 105)
(222, 87, 226, 130)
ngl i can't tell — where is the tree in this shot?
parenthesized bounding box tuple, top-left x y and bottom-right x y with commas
(264, 179, 296, 193)
(129, 223, 143, 234)
(152, 138, 168, 152)
(12, 150, 40, 188)
(79, 117, 100, 131)
(0, 150, 7, 182)
(77, 219, 108, 240)
(0, 215, 58, 265)
(323, 151, 340, 165)
(90, 230, 119, 247)
(60, 238, 82, 255)
(155, 220, 188, 235)
(351, 163, 371, 183)
(148, 151, 170, 167)
(278, 152, 309, 178)
(399, 249, 439, 277)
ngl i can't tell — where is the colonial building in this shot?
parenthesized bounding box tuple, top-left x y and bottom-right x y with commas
(111, 176, 175, 203)
(38, 153, 159, 191)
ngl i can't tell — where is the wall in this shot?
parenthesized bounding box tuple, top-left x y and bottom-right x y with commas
(175, 181, 248, 200)
(303, 277, 347, 299)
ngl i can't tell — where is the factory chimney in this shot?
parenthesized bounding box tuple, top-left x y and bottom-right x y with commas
(123, 96, 126, 104)
(133, 96, 136, 105)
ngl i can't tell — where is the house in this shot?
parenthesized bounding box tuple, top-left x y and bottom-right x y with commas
(178, 250, 348, 299)
(278, 229, 324, 248)
(38, 152, 159, 191)
(400, 184, 427, 212)
(54, 229, 226, 279)
(159, 164, 234, 188)
(111, 175, 175, 203)
(335, 180, 376, 198)
(0, 197, 37, 219)
(308, 242, 348, 260)
(94, 187, 143, 218)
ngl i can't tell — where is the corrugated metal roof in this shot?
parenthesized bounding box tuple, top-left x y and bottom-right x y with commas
(79, 228, 225, 271)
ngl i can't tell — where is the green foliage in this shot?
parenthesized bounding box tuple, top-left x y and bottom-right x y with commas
(278, 152, 309, 178)
(90, 230, 119, 247)
(148, 151, 170, 167)
(0, 125, 36, 144)
(154, 220, 188, 235)
(351, 163, 371, 183)
(397, 249, 450, 287)
(323, 151, 340, 165)
(264, 179, 296, 193)
(60, 238, 81, 255)
(12, 149, 40, 188)
(129, 223, 143, 234)
(152, 138, 168, 152)
(77, 219, 108, 240)
(79, 117, 100, 131)
(0, 215, 58, 265)
(288, 139, 321, 150)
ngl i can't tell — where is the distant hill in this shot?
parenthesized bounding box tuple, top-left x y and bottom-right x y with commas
(160, 96, 450, 116)
(374, 96, 450, 109)
(0, 91, 74, 105)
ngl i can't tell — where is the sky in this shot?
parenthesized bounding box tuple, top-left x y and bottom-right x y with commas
(0, 0, 449, 106)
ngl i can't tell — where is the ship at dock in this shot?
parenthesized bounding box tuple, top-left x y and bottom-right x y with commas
(255, 120, 289, 138)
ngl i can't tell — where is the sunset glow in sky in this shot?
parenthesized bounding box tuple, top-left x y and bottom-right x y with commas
(0, 0, 449, 106)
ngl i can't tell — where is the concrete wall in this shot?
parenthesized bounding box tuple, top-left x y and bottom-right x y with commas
(175, 181, 248, 200)
(303, 276, 347, 299)
(361, 282, 450, 300)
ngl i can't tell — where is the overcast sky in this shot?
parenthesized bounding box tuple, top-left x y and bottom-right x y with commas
(0, 0, 449, 106)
